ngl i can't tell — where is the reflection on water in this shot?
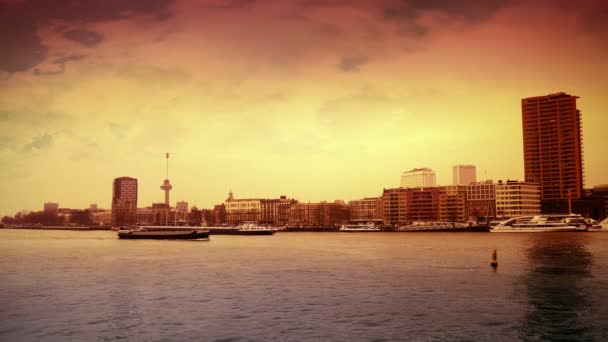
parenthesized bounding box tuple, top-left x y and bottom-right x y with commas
(520, 233, 594, 341)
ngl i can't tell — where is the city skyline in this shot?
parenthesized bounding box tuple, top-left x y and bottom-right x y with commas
(1, 0, 608, 216)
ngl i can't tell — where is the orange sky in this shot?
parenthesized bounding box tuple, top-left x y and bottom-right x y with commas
(1, 0, 607, 215)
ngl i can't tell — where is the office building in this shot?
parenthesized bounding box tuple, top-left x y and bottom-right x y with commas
(111, 177, 138, 226)
(467, 181, 496, 220)
(382, 188, 408, 226)
(522, 92, 584, 203)
(495, 180, 541, 217)
(453, 165, 476, 185)
(439, 186, 468, 223)
(400, 168, 436, 188)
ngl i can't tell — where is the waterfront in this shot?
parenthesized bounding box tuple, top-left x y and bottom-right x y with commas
(1, 230, 608, 341)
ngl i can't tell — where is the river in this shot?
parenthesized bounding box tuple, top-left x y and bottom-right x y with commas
(1, 230, 607, 341)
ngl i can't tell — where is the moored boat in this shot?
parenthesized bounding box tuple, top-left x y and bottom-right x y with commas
(339, 223, 381, 232)
(397, 221, 469, 232)
(490, 214, 588, 233)
(233, 222, 276, 235)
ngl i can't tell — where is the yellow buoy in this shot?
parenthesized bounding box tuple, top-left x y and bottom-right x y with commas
(491, 249, 498, 268)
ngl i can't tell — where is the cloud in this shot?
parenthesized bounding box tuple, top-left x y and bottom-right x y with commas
(22, 132, 53, 151)
(0, 3, 47, 73)
(336, 55, 369, 72)
(62, 29, 103, 48)
(33, 54, 86, 76)
(317, 88, 409, 130)
(211, 0, 257, 9)
(0, 0, 174, 73)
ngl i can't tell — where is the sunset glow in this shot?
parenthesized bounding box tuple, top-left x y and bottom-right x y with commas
(1, 0, 607, 215)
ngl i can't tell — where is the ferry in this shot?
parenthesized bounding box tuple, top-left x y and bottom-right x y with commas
(117, 226, 210, 239)
(339, 223, 382, 232)
(397, 221, 469, 232)
(234, 222, 276, 235)
(490, 214, 589, 233)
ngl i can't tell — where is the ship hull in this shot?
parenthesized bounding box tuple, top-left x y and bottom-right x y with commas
(490, 227, 587, 233)
(117, 230, 210, 239)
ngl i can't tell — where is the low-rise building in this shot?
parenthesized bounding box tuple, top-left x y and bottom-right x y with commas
(288, 201, 349, 228)
(382, 188, 408, 226)
(439, 185, 467, 222)
(407, 187, 441, 222)
(348, 197, 382, 223)
(495, 180, 541, 217)
(467, 180, 497, 221)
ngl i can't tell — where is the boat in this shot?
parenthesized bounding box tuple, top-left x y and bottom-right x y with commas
(397, 221, 469, 232)
(233, 222, 276, 235)
(339, 223, 382, 232)
(490, 214, 588, 233)
(117, 226, 210, 239)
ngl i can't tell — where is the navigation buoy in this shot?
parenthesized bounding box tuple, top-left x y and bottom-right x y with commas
(491, 249, 498, 268)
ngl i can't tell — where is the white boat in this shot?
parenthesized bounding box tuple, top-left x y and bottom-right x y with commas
(397, 221, 469, 232)
(588, 217, 608, 232)
(490, 214, 588, 233)
(339, 223, 382, 232)
(234, 222, 276, 235)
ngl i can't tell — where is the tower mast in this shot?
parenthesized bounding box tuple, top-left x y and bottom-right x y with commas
(160, 152, 173, 225)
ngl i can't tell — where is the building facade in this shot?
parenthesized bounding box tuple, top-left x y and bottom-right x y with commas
(467, 181, 497, 220)
(225, 191, 295, 225)
(522, 92, 584, 203)
(382, 188, 408, 226)
(260, 196, 296, 226)
(400, 168, 436, 188)
(43, 202, 59, 212)
(453, 165, 476, 185)
(111, 177, 138, 226)
(348, 197, 382, 223)
(495, 180, 541, 217)
(439, 186, 468, 222)
(407, 187, 441, 222)
(288, 201, 349, 228)
(176, 201, 188, 213)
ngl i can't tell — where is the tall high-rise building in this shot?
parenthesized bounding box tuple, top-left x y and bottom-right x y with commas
(522, 92, 584, 202)
(400, 168, 436, 188)
(111, 177, 138, 226)
(453, 165, 476, 185)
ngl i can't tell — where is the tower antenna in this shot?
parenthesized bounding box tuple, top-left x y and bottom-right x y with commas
(166, 152, 169, 179)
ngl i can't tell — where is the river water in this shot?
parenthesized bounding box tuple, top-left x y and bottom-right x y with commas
(1, 230, 607, 341)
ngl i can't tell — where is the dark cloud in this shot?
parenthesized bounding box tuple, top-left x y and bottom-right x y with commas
(0, 3, 47, 73)
(213, 0, 257, 9)
(23, 132, 53, 152)
(384, 0, 511, 22)
(337, 55, 369, 72)
(0, 0, 174, 73)
(63, 29, 103, 48)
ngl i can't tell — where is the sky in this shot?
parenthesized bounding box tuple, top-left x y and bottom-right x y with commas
(1, 0, 607, 215)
